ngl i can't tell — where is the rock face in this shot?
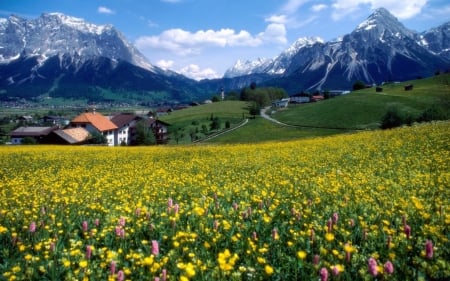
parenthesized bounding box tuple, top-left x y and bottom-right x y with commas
(224, 7, 450, 91)
(0, 13, 203, 104)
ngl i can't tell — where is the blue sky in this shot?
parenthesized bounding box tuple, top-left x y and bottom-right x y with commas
(1, 0, 449, 80)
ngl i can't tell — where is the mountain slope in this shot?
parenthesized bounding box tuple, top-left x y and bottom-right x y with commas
(0, 13, 207, 104)
(225, 8, 450, 92)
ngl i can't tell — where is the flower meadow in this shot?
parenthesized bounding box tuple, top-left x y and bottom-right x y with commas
(1, 121, 449, 281)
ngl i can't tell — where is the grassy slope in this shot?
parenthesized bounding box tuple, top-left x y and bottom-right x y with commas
(274, 74, 450, 130)
(205, 74, 450, 143)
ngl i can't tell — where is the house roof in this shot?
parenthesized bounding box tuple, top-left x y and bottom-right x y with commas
(53, 128, 90, 144)
(143, 118, 171, 127)
(71, 111, 118, 132)
(10, 126, 57, 137)
(110, 113, 141, 128)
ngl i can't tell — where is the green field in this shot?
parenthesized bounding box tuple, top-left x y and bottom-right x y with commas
(273, 74, 450, 130)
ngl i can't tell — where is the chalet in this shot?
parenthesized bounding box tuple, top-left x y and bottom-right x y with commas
(41, 115, 69, 126)
(44, 127, 90, 145)
(311, 95, 325, 102)
(404, 84, 414, 91)
(290, 93, 310, 103)
(70, 110, 118, 146)
(110, 113, 142, 145)
(16, 115, 33, 123)
(143, 118, 170, 144)
(9, 126, 58, 144)
(272, 98, 290, 108)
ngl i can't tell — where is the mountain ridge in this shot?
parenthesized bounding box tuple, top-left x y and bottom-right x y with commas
(224, 7, 450, 91)
(0, 8, 449, 106)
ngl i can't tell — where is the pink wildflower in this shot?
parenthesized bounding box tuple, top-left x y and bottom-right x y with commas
(82, 220, 88, 232)
(404, 224, 411, 239)
(425, 240, 433, 259)
(110, 261, 116, 275)
(313, 254, 320, 266)
(119, 217, 125, 227)
(332, 212, 339, 224)
(29, 221, 36, 233)
(117, 270, 124, 281)
(161, 269, 167, 281)
(384, 261, 394, 274)
(327, 218, 333, 232)
(94, 218, 100, 227)
(332, 266, 340, 276)
(86, 245, 92, 259)
(320, 267, 328, 281)
(368, 257, 378, 277)
(252, 231, 258, 240)
(152, 240, 159, 256)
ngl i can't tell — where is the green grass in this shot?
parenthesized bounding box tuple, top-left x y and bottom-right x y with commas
(205, 117, 346, 144)
(273, 74, 450, 130)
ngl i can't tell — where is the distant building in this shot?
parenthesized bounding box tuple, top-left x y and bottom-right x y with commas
(44, 127, 90, 145)
(110, 113, 142, 145)
(69, 110, 118, 146)
(9, 126, 58, 144)
(272, 98, 290, 108)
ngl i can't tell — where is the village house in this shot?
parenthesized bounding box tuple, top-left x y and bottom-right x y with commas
(144, 118, 170, 144)
(110, 113, 142, 145)
(9, 126, 58, 144)
(290, 93, 311, 103)
(272, 98, 290, 108)
(69, 110, 118, 146)
(43, 127, 90, 145)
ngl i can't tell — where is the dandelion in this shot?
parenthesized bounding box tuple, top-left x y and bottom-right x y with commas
(320, 267, 328, 281)
(152, 240, 159, 256)
(368, 257, 378, 277)
(264, 265, 274, 275)
(425, 240, 433, 259)
(297, 250, 307, 260)
(325, 233, 334, 242)
(29, 221, 36, 233)
(384, 261, 394, 274)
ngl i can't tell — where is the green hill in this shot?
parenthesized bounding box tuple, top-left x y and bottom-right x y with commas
(161, 74, 450, 144)
(273, 74, 450, 130)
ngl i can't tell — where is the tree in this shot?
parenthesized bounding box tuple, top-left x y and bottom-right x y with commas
(352, 80, 366, 91)
(380, 106, 405, 129)
(210, 117, 221, 131)
(133, 120, 156, 145)
(89, 131, 107, 144)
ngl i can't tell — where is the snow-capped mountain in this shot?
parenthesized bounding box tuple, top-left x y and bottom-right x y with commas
(224, 37, 324, 78)
(224, 8, 449, 91)
(0, 13, 154, 71)
(419, 21, 450, 60)
(0, 13, 209, 104)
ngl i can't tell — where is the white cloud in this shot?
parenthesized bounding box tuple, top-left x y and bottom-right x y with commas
(179, 64, 219, 80)
(98, 6, 115, 15)
(331, 0, 428, 20)
(135, 25, 286, 56)
(311, 4, 328, 12)
(156, 59, 174, 70)
(281, 0, 312, 14)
